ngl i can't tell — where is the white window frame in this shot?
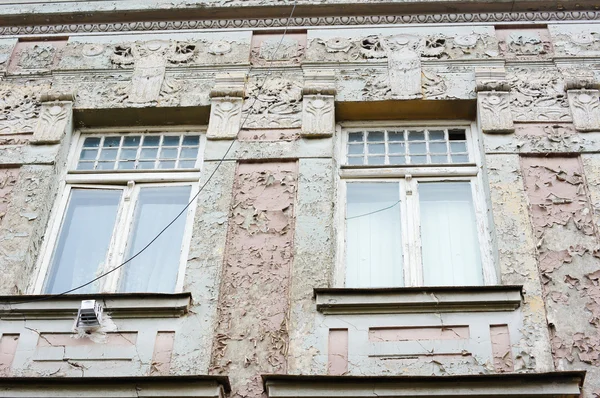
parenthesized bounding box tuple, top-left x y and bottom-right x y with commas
(335, 120, 497, 288)
(31, 126, 207, 295)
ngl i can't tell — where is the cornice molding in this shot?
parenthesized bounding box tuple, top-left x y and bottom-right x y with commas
(1, 11, 600, 37)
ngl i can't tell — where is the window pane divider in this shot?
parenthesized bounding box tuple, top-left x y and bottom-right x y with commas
(340, 166, 478, 179)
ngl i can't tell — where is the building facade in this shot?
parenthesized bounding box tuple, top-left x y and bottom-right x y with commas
(0, 0, 598, 396)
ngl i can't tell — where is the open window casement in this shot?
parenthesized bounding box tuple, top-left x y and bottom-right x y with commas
(338, 122, 496, 288)
(33, 128, 205, 295)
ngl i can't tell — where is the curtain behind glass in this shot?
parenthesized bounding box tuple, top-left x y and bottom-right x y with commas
(120, 185, 191, 293)
(346, 182, 403, 288)
(45, 189, 121, 294)
(419, 182, 482, 286)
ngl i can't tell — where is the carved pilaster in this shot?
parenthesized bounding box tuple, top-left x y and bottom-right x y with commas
(31, 91, 75, 145)
(302, 70, 336, 138)
(564, 77, 600, 132)
(475, 68, 514, 134)
(207, 72, 246, 140)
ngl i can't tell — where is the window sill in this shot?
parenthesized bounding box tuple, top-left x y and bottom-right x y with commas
(0, 292, 192, 320)
(0, 376, 230, 398)
(262, 372, 585, 398)
(314, 286, 523, 315)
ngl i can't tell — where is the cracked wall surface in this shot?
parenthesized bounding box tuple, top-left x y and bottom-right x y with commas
(520, 155, 600, 396)
(0, 2, 600, 396)
(210, 161, 298, 398)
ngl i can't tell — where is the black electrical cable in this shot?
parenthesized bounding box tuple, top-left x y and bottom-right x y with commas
(10, 0, 298, 306)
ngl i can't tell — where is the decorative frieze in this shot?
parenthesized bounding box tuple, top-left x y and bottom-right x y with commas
(476, 68, 514, 134)
(0, 82, 48, 135)
(302, 70, 336, 138)
(207, 72, 246, 140)
(307, 27, 498, 63)
(31, 92, 75, 144)
(7, 40, 66, 74)
(497, 28, 552, 59)
(550, 24, 600, 57)
(251, 32, 306, 65)
(242, 75, 303, 128)
(508, 67, 571, 122)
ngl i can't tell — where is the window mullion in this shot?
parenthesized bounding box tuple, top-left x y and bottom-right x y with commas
(103, 183, 138, 293)
(471, 177, 497, 285)
(403, 176, 423, 286)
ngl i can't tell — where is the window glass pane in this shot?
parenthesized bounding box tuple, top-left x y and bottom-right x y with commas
(346, 183, 403, 288)
(123, 136, 141, 147)
(367, 156, 385, 165)
(44, 189, 121, 294)
(104, 136, 121, 147)
(77, 134, 200, 170)
(419, 182, 482, 286)
(178, 160, 197, 168)
(183, 135, 200, 145)
(83, 137, 101, 148)
(346, 127, 469, 166)
(120, 186, 191, 293)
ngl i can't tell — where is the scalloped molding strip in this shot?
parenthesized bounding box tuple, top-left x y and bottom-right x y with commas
(2, 11, 600, 36)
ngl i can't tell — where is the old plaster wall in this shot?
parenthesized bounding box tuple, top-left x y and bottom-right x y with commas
(287, 158, 335, 375)
(519, 155, 600, 396)
(210, 161, 298, 398)
(483, 152, 554, 372)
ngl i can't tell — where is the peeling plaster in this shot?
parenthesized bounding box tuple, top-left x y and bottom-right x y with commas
(210, 161, 298, 398)
(521, 155, 600, 395)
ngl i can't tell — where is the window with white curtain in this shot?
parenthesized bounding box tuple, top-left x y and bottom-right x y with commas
(34, 128, 204, 294)
(340, 123, 495, 288)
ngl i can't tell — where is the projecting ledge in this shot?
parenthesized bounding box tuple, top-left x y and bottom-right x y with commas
(0, 292, 192, 320)
(262, 372, 585, 398)
(314, 286, 523, 314)
(0, 376, 230, 398)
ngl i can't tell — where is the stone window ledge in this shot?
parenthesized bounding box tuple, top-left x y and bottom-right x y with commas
(314, 286, 523, 315)
(262, 372, 585, 398)
(0, 292, 192, 320)
(0, 376, 230, 398)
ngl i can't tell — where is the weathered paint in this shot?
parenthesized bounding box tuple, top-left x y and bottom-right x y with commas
(490, 325, 514, 372)
(327, 329, 348, 376)
(0, 334, 19, 376)
(521, 155, 600, 395)
(210, 161, 298, 398)
(151, 332, 175, 375)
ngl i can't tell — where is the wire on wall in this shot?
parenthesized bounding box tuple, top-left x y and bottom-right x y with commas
(11, 0, 299, 305)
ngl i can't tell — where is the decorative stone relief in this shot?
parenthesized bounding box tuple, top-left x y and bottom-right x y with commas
(567, 90, 600, 131)
(207, 72, 246, 140)
(251, 32, 306, 65)
(308, 29, 498, 62)
(242, 76, 303, 128)
(0, 39, 16, 75)
(110, 40, 193, 106)
(563, 76, 600, 132)
(7, 40, 66, 74)
(550, 25, 600, 57)
(31, 92, 74, 144)
(497, 29, 552, 58)
(476, 68, 514, 134)
(302, 70, 336, 138)
(360, 35, 422, 100)
(422, 70, 447, 98)
(508, 67, 571, 122)
(0, 83, 46, 135)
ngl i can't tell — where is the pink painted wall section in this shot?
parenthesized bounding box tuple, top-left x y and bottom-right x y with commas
(490, 325, 514, 372)
(0, 334, 19, 376)
(369, 326, 469, 342)
(150, 331, 175, 376)
(521, 155, 600, 392)
(210, 161, 298, 398)
(328, 329, 348, 376)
